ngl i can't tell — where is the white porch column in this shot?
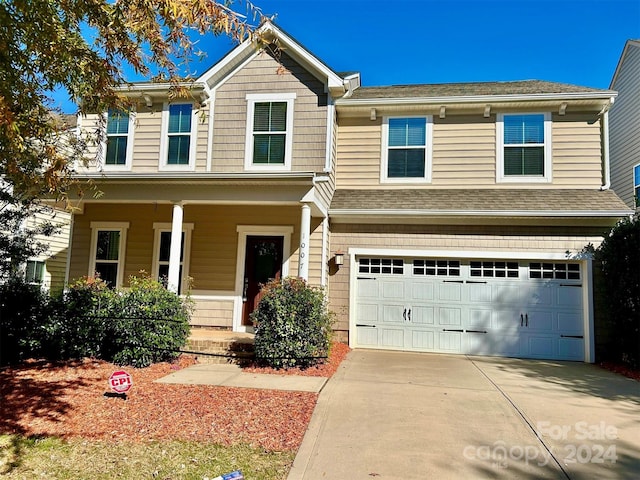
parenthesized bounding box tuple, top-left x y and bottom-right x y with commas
(168, 202, 183, 293)
(298, 203, 311, 281)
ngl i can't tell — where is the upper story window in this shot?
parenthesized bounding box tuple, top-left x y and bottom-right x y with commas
(497, 113, 552, 183)
(25, 260, 45, 285)
(381, 116, 432, 183)
(104, 109, 134, 169)
(89, 222, 129, 288)
(634, 163, 640, 208)
(160, 103, 197, 170)
(245, 93, 295, 170)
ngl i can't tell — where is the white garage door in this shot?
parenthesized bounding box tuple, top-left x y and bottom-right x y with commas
(354, 257, 585, 361)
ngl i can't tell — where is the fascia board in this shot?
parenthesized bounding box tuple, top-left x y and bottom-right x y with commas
(335, 91, 617, 107)
(74, 171, 316, 181)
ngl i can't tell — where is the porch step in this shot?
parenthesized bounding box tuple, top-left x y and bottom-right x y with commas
(185, 330, 255, 366)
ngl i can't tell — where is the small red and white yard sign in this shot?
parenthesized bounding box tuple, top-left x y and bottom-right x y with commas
(109, 370, 133, 394)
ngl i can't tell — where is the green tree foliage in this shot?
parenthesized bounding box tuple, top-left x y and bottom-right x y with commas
(0, 0, 266, 280)
(595, 216, 640, 368)
(252, 277, 334, 369)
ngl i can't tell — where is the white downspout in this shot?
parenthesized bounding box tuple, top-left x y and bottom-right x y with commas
(600, 98, 614, 191)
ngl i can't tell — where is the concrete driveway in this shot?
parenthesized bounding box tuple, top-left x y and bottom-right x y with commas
(288, 350, 640, 480)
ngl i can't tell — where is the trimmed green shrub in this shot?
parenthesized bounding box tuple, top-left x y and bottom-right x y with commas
(595, 216, 640, 368)
(106, 276, 192, 367)
(252, 277, 334, 369)
(0, 277, 49, 366)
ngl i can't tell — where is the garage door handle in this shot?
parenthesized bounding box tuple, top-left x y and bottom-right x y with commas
(403, 308, 407, 321)
(525, 314, 529, 327)
(561, 335, 583, 339)
(408, 309, 411, 322)
(520, 314, 524, 327)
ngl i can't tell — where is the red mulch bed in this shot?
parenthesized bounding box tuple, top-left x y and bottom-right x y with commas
(243, 341, 351, 377)
(0, 344, 351, 452)
(598, 361, 640, 382)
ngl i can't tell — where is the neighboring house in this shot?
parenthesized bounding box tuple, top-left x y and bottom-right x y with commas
(609, 39, 640, 210)
(68, 21, 631, 363)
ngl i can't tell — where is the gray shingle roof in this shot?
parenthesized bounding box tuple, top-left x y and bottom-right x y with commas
(347, 80, 612, 100)
(330, 189, 631, 215)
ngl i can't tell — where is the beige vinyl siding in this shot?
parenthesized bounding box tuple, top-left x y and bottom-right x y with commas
(28, 209, 71, 294)
(552, 114, 602, 186)
(69, 203, 325, 291)
(336, 112, 604, 189)
(610, 42, 640, 208)
(191, 298, 234, 327)
(212, 50, 328, 173)
(327, 223, 610, 340)
(78, 103, 209, 173)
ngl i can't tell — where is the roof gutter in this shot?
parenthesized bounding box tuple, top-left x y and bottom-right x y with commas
(329, 208, 632, 218)
(335, 91, 617, 107)
(599, 98, 614, 191)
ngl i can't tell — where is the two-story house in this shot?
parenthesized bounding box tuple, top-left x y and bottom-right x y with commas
(609, 39, 640, 210)
(67, 21, 631, 363)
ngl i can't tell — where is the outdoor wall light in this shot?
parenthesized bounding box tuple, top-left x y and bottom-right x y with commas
(334, 250, 344, 266)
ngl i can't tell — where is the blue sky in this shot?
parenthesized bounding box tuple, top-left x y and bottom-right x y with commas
(53, 0, 639, 112)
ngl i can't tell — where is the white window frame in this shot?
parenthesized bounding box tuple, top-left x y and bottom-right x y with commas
(633, 163, 640, 208)
(381, 115, 433, 184)
(88, 221, 129, 287)
(25, 259, 46, 285)
(496, 112, 552, 183)
(159, 102, 198, 171)
(244, 93, 296, 171)
(102, 109, 135, 171)
(152, 222, 194, 294)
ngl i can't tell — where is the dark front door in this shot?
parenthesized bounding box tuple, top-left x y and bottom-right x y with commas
(242, 235, 284, 326)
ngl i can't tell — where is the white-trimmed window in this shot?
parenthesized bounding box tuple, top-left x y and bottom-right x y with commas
(382, 116, 432, 183)
(634, 163, 640, 208)
(104, 109, 135, 169)
(160, 103, 197, 170)
(89, 222, 129, 287)
(497, 113, 552, 183)
(25, 260, 45, 284)
(245, 93, 295, 170)
(152, 223, 193, 294)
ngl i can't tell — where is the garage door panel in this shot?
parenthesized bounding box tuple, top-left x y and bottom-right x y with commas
(357, 303, 378, 322)
(382, 304, 406, 324)
(411, 281, 435, 301)
(468, 284, 492, 303)
(438, 307, 462, 326)
(381, 280, 405, 300)
(438, 283, 463, 302)
(526, 311, 554, 331)
(357, 279, 379, 298)
(525, 286, 554, 307)
(438, 331, 463, 352)
(558, 313, 582, 334)
(557, 285, 582, 308)
(468, 308, 492, 329)
(492, 285, 522, 305)
(558, 337, 584, 360)
(493, 310, 521, 331)
(524, 335, 556, 358)
(411, 305, 435, 325)
(467, 333, 521, 356)
(409, 329, 435, 350)
(356, 326, 379, 346)
(380, 328, 404, 348)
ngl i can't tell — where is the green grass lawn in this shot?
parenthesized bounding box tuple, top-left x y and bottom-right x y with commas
(0, 435, 294, 479)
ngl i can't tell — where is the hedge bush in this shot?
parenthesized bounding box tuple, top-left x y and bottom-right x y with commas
(0, 274, 192, 367)
(0, 278, 49, 366)
(252, 277, 334, 369)
(595, 216, 640, 368)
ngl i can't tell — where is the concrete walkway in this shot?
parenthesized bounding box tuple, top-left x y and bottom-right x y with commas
(156, 363, 327, 393)
(288, 350, 640, 480)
